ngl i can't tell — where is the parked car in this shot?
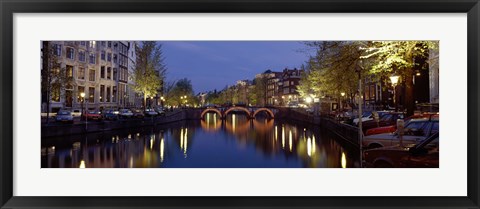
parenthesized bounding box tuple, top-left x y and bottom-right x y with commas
(144, 109, 158, 117)
(353, 111, 390, 125)
(306, 107, 314, 114)
(119, 109, 134, 118)
(82, 110, 102, 120)
(154, 107, 166, 116)
(361, 112, 405, 133)
(365, 113, 438, 136)
(362, 117, 439, 149)
(363, 132, 439, 168)
(55, 110, 74, 123)
(287, 101, 299, 108)
(71, 109, 82, 117)
(131, 109, 145, 118)
(353, 111, 372, 125)
(102, 110, 118, 120)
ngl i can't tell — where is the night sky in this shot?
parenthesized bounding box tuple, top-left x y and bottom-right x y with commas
(160, 41, 313, 93)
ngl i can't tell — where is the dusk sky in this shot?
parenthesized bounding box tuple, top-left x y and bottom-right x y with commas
(159, 41, 313, 93)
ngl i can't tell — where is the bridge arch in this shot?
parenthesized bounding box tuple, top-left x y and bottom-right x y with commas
(252, 108, 275, 118)
(200, 108, 223, 119)
(224, 106, 252, 118)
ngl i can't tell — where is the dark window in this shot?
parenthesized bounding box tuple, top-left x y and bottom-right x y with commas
(107, 41, 111, 48)
(77, 67, 85, 80)
(89, 69, 95, 81)
(100, 85, 105, 102)
(107, 67, 111, 80)
(89, 53, 96, 64)
(107, 53, 112, 61)
(54, 44, 62, 56)
(101, 66, 105, 79)
(113, 68, 117, 81)
(106, 86, 111, 102)
(101, 51, 106, 60)
(112, 86, 117, 102)
(78, 51, 86, 62)
(66, 47, 75, 59)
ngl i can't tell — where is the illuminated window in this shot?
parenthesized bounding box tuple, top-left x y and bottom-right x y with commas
(89, 41, 96, 48)
(88, 87, 95, 103)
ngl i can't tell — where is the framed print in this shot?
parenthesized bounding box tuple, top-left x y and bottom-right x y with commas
(1, 0, 479, 208)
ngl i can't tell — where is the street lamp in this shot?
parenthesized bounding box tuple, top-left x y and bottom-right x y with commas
(305, 97, 312, 104)
(80, 92, 87, 130)
(80, 92, 85, 118)
(340, 92, 345, 110)
(150, 96, 153, 108)
(389, 75, 400, 111)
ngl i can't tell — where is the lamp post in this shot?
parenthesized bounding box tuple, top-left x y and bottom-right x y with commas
(80, 92, 85, 119)
(389, 75, 400, 111)
(80, 92, 87, 131)
(340, 92, 345, 110)
(355, 60, 363, 168)
(160, 96, 164, 108)
(150, 96, 153, 109)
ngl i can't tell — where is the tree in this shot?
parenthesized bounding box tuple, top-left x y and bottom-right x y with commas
(41, 41, 73, 124)
(253, 74, 269, 106)
(166, 78, 194, 106)
(300, 41, 367, 106)
(247, 85, 257, 106)
(133, 41, 165, 110)
(361, 41, 438, 115)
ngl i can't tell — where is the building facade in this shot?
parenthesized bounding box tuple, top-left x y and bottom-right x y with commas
(41, 41, 137, 113)
(278, 68, 304, 106)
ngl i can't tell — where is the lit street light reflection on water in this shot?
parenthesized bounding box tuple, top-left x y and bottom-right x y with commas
(41, 113, 359, 168)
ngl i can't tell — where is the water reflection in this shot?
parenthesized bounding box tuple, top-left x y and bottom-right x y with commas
(42, 113, 358, 168)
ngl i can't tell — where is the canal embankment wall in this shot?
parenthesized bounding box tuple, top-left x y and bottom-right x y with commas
(275, 108, 360, 148)
(42, 110, 192, 138)
(43, 108, 360, 148)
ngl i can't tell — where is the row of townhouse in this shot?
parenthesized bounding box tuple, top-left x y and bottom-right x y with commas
(41, 41, 141, 113)
(264, 68, 304, 106)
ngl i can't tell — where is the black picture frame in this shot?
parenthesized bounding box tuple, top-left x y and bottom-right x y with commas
(1, 0, 479, 208)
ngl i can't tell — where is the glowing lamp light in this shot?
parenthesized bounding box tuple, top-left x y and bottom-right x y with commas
(80, 92, 85, 98)
(389, 75, 400, 86)
(305, 97, 312, 104)
(341, 92, 345, 97)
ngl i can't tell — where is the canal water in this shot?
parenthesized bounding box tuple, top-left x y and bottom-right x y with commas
(42, 113, 359, 168)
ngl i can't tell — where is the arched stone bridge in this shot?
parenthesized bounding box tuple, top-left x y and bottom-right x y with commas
(200, 106, 276, 119)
